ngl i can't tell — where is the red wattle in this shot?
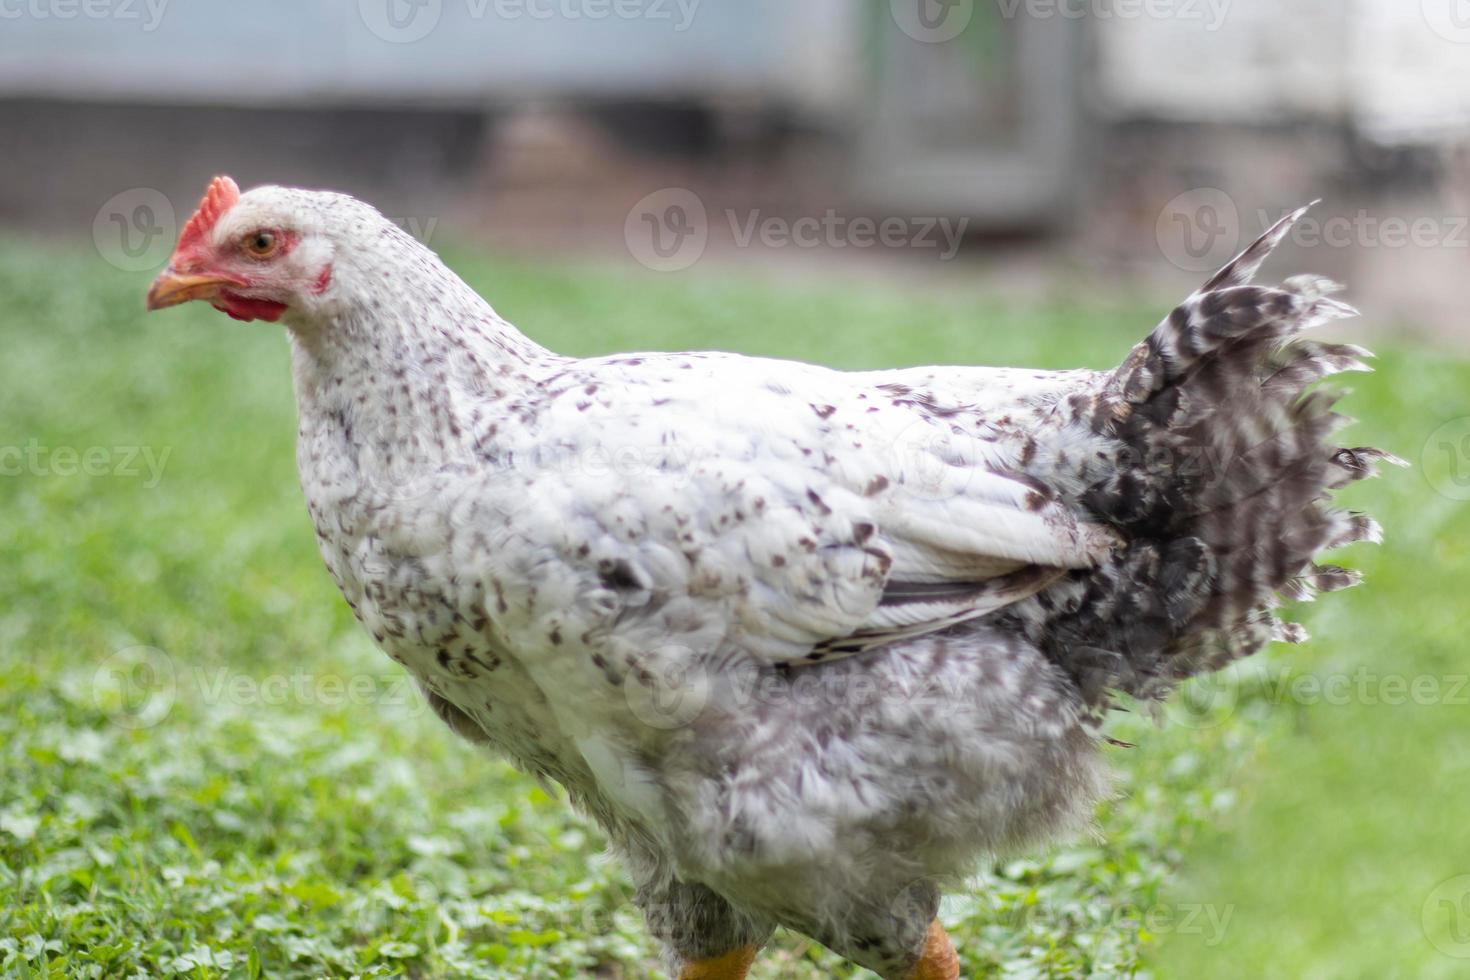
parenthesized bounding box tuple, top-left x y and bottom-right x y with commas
(214, 291, 288, 323)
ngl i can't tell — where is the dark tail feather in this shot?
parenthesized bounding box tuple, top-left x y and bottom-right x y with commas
(1012, 205, 1403, 708)
(1198, 201, 1319, 293)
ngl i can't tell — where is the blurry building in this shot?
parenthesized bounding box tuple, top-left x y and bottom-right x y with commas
(1, 0, 1466, 333)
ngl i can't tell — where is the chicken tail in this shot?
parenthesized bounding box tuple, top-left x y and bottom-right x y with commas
(1008, 205, 1402, 708)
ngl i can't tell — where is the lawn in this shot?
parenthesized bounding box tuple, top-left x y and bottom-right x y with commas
(1, 238, 1465, 978)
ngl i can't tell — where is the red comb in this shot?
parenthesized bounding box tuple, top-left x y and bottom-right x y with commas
(176, 175, 240, 253)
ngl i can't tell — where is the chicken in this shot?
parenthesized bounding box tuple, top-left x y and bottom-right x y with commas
(146, 176, 1394, 980)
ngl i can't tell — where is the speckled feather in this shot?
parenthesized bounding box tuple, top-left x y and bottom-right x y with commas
(191, 187, 1390, 978)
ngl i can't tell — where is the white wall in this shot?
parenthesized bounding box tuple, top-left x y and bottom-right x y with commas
(0, 0, 861, 113)
(1093, 0, 1470, 141)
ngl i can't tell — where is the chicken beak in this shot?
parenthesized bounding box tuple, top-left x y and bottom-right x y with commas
(145, 269, 232, 311)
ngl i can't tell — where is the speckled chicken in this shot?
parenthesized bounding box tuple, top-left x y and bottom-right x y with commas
(147, 177, 1394, 979)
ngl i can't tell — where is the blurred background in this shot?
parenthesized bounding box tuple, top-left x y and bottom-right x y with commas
(3, 2, 1469, 978)
(3, 0, 1470, 339)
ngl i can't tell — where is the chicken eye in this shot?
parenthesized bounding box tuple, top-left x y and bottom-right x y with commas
(244, 231, 278, 258)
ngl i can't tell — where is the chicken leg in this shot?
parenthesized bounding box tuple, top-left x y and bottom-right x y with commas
(903, 921, 960, 980)
(678, 945, 757, 980)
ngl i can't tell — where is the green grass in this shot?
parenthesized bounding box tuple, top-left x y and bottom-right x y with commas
(0, 239, 1464, 978)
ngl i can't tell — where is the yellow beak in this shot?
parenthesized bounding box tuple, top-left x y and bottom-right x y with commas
(145, 270, 233, 311)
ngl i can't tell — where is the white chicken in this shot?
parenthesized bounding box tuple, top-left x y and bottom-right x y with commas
(146, 176, 1393, 979)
